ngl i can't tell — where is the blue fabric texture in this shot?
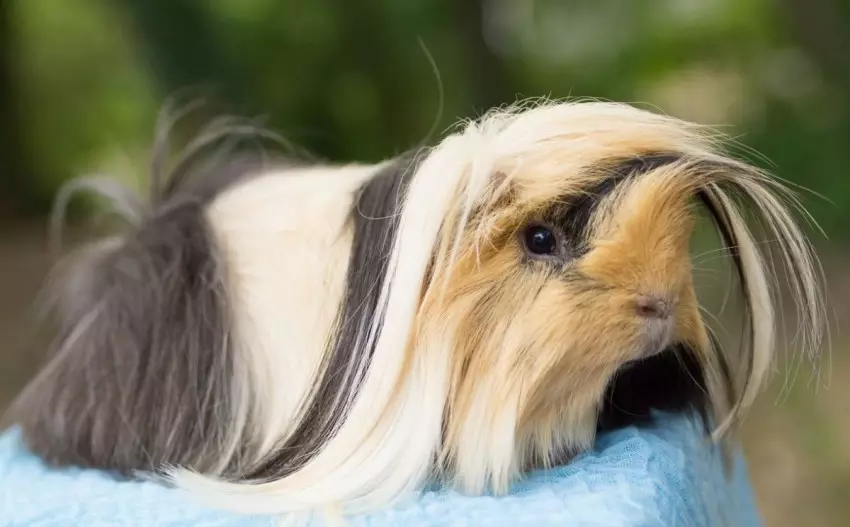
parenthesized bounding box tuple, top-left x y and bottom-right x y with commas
(0, 413, 761, 526)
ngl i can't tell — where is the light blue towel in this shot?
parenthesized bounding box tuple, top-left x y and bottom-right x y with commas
(0, 413, 760, 526)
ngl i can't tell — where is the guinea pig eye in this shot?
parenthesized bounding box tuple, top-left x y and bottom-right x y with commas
(523, 225, 558, 257)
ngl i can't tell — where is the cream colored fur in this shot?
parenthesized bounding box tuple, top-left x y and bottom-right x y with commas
(206, 164, 384, 458)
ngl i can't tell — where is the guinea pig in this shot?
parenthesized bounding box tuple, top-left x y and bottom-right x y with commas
(7, 100, 825, 517)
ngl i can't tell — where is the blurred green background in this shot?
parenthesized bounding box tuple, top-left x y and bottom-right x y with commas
(0, 0, 848, 524)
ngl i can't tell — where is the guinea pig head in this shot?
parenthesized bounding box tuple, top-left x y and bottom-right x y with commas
(433, 159, 705, 493)
(412, 105, 824, 495)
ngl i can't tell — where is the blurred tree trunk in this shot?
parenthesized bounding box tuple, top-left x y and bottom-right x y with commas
(0, 0, 16, 216)
(0, 0, 44, 217)
(328, 0, 410, 155)
(325, 0, 516, 156)
(117, 0, 247, 128)
(454, 0, 516, 111)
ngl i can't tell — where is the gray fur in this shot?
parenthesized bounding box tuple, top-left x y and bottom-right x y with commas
(7, 114, 288, 477)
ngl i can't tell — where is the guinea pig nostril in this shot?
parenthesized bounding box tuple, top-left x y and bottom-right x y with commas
(636, 296, 670, 319)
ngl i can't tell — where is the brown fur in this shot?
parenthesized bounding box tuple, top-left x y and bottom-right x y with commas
(424, 157, 772, 492)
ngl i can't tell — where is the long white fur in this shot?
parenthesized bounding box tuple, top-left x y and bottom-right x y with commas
(206, 165, 383, 457)
(170, 101, 825, 519)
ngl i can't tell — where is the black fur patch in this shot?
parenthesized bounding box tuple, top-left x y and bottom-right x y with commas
(245, 151, 423, 480)
(545, 154, 682, 256)
(597, 344, 710, 431)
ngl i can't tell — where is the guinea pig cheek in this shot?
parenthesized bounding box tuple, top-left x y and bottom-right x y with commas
(509, 283, 644, 436)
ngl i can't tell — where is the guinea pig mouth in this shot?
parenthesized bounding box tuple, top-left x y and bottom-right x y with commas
(639, 319, 674, 358)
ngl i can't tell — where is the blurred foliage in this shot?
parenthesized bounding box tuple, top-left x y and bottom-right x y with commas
(2, 0, 850, 238)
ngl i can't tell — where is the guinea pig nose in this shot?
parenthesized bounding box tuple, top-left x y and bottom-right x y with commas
(635, 295, 671, 319)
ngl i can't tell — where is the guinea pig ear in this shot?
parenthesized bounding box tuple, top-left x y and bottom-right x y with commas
(489, 171, 512, 197)
(464, 170, 520, 254)
(487, 171, 521, 216)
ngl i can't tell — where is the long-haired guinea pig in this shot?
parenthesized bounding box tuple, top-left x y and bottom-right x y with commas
(7, 100, 825, 517)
